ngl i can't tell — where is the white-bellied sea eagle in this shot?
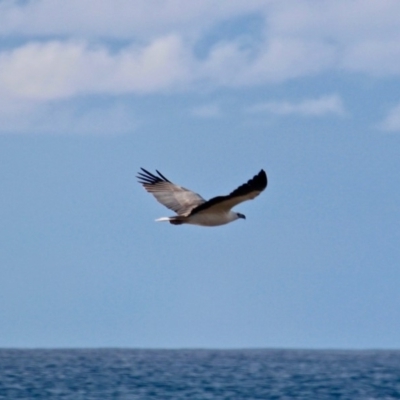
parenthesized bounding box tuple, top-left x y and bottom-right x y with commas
(137, 168, 268, 227)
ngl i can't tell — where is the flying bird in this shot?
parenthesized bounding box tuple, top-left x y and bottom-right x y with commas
(137, 168, 268, 227)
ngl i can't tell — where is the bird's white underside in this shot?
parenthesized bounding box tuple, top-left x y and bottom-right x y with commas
(156, 211, 240, 226)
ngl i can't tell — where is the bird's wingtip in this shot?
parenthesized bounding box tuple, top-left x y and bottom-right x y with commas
(253, 169, 267, 190)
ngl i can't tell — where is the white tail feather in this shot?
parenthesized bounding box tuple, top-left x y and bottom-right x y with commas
(155, 217, 170, 222)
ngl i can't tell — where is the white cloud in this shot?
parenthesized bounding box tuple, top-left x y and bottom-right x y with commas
(342, 40, 400, 76)
(0, 41, 88, 101)
(3, 0, 398, 47)
(0, 0, 268, 39)
(0, 100, 137, 134)
(0, 35, 338, 103)
(0, 35, 192, 102)
(190, 103, 221, 118)
(248, 95, 345, 117)
(267, 0, 400, 76)
(238, 37, 336, 84)
(195, 31, 338, 87)
(379, 103, 400, 132)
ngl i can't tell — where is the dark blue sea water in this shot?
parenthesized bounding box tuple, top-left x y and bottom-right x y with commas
(1, 349, 400, 399)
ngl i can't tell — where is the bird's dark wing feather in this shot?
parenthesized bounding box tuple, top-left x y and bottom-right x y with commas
(137, 168, 205, 215)
(189, 169, 267, 215)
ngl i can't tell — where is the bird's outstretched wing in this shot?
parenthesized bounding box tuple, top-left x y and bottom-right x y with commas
(189, 169, 267, 216)
(137, 168, 205, 216)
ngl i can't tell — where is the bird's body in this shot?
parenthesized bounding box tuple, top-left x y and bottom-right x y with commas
(157, 210, 241, 226)
(137, 168, 267, 227)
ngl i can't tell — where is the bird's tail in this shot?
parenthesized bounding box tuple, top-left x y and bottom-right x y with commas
(155, 216, 185, 225)
(155, 217, 170, 222)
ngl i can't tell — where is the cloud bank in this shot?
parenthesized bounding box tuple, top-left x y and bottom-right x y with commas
(1, 0, 399, 133)
(249, 95, 345, 117)
(1, 0, 400, 102)
(379, 103, 400, 132)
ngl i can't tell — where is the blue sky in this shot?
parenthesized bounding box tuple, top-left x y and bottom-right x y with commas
(1, 0, 400, 349)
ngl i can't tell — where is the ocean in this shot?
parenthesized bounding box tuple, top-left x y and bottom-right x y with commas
(0, 349, 399, 399)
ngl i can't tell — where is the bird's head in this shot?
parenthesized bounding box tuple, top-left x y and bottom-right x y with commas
(236, 212, 246, 220)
